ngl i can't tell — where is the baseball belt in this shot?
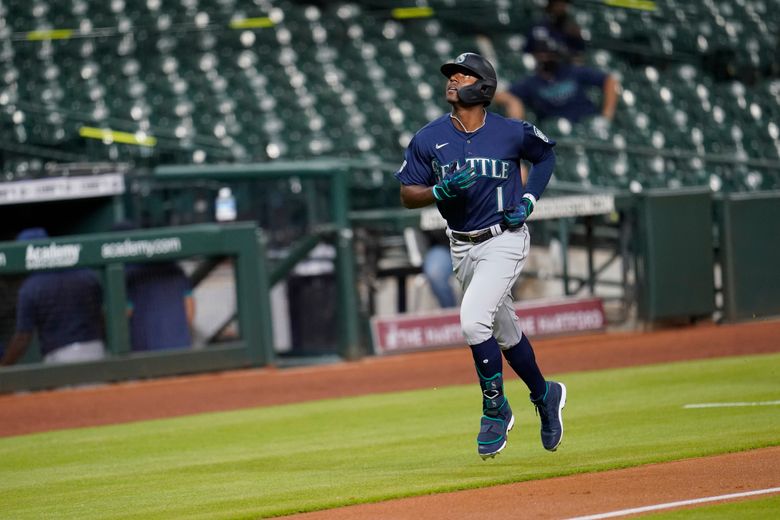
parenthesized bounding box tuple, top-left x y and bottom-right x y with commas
(449, 223, 508, 244)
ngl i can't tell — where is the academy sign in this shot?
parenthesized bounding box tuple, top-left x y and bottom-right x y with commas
(100, 237, 182, 259)
(25, 243, 82, 270)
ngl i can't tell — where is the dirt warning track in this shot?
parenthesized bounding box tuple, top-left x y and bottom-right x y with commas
(0, 319, 778, 438)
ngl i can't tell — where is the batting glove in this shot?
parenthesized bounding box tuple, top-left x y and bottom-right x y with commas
(502, 196, 535, 228)
(432, 165, 478, 201)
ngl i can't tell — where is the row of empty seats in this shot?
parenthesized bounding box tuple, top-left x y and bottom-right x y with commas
(0, 0, 778, 195)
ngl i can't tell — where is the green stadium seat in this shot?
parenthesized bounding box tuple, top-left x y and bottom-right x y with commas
(1, 0, 777, 194)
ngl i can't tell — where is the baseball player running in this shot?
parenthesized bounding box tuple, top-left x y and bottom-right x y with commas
(395, 53, 566, 459)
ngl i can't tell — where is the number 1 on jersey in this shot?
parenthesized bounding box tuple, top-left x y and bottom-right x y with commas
(496, 186, 504, 213)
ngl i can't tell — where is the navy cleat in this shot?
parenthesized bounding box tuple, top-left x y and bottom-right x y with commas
(531, 381, 567, 451)
(478, 398, 515, 459)
(476, 372, 514, 459)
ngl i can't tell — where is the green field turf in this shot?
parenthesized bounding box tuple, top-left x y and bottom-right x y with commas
(1, 353, 778, 519)
(644, 494, 780, 519)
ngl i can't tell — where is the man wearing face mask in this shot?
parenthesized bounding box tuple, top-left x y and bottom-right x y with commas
(494, 37, 619, 126)
(525, 0, 586, 63)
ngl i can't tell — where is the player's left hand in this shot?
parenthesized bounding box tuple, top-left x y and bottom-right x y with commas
(502, 196, 534, 228)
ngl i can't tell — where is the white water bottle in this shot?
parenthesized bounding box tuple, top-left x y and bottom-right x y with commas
(215, 187, 237, 222)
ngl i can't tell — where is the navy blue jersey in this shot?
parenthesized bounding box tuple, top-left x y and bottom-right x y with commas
(126, 262, 192, 352)
(16, 269, 103, 354)
(509, 65, 607, 123)
(395, 111, 556, 232)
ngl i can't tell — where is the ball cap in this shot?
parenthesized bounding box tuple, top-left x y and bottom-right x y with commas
(440, 52, 497, 82)
(16, 227, 49, 241)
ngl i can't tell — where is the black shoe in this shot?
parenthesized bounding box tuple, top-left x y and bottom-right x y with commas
(531, 381, 566, 451)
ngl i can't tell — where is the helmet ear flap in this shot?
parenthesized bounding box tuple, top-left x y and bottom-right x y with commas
(457, 79, 497, 106)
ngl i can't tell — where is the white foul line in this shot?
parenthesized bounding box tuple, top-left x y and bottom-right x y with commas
(683, 400, 780, 409)
(566, 487, 780, 520)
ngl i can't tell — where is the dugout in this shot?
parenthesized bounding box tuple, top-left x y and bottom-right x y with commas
(284, 243, 340, 356)
(0, 223, 274, 392)
(633, 188, 716, 323)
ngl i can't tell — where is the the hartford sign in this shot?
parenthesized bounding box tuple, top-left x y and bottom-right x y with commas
(371, 297, 606, 354)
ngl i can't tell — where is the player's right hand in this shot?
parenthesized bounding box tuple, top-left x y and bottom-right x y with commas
(432, 165, 478, 201)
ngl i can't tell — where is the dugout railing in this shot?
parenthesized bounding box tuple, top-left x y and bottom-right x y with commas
(0, 223, 275, 393)
(0, 160, 366, 392)
(150, 160, 363, 360)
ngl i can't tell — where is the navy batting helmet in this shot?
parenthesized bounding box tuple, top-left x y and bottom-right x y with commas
(440, 53, 497, 106)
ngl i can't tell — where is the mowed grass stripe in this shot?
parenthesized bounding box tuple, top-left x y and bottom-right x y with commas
(1, 353, 778, 519)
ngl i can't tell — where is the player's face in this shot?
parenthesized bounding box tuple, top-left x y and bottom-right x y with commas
(445, 71, 478, 104)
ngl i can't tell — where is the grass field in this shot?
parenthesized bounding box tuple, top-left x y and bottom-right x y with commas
(1, 353, 778, 519)
(644, 494, 780, 519)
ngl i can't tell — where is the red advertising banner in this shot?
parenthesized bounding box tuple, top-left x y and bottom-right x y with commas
(371, 297, 606, 355)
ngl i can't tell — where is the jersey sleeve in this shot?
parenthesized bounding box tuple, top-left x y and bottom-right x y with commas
(394, 134, 433, 186)
(174, 265, 193, 296)
(518, 120, 556, 163)
(518, 121, 557, 201)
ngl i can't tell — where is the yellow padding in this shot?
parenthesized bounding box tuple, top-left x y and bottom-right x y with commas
(229, 17, 275, 29)
(391, 7, 435, 19)
(79, 127, 157, 147)
(604, 0, 657, 11)
(27, 29, 74, 40)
